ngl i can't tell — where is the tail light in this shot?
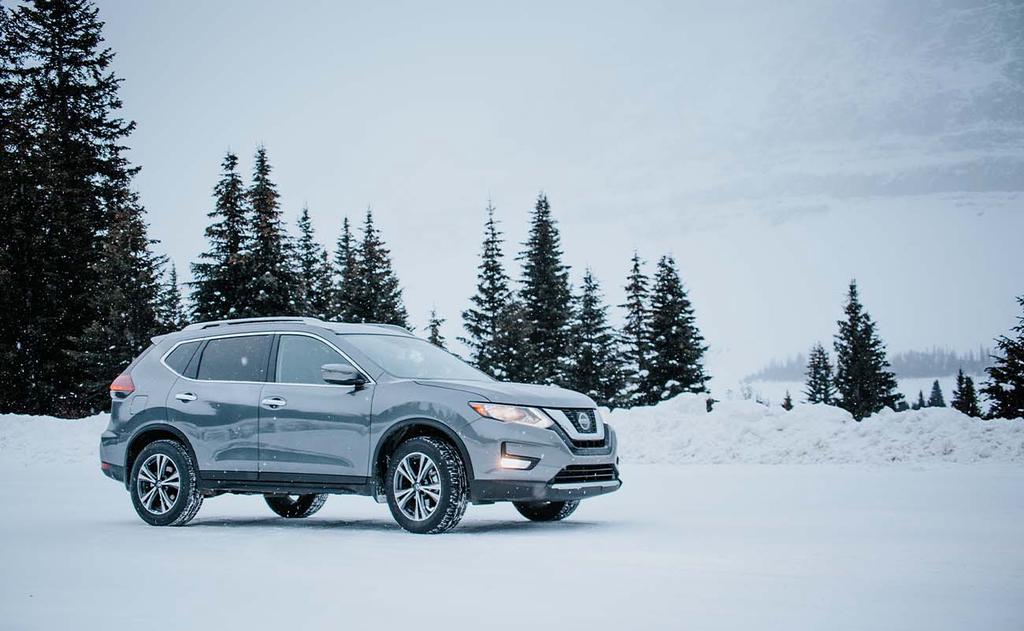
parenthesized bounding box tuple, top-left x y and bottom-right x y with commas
(110, 372, 135, 395)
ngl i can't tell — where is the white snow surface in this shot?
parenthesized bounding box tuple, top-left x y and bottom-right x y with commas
(610, 394, 1024, 465)
(1, 409, 1023, 630)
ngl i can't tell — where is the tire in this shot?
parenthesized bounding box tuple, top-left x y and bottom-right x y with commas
(129, 439, 203, 527)
(264, 493, 328, 518)
(385, 436, 468, 534)
(513, 500, 579, 522)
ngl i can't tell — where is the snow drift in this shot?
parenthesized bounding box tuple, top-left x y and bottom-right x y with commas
(1, 399, 1022, 468)
(609, 394, 1024, 465)
(0, 413, 107, 468)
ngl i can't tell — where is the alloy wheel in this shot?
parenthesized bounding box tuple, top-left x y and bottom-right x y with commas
(136, 453, 180, 515)
(392, 452, 441, 521)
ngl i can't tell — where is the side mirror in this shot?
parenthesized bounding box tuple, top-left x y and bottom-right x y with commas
(321, 363, 366, 386)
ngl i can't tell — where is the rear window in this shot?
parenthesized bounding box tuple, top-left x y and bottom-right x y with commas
(164, 341, 201, 375)
(196, 335, 272, 382)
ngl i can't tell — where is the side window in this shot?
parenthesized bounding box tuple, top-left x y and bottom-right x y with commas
(164, 341, 201, 376)
(277, 335, 353, 385)
(196, 335, 272, 382)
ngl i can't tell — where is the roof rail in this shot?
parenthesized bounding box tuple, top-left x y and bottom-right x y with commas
(367, 323, 414, 335)
(182, 316, 325, 331)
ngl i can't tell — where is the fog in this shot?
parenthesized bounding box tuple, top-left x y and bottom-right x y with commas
(97, 0, 1023, 387)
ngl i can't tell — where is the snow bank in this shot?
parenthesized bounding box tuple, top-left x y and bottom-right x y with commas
(0, 413, 107, 468)
(610, 394, 1024, 464)
(2, 402, 1023, 469)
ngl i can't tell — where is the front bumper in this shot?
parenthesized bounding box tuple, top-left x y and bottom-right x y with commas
(471, 477, 622, 503)
(463, 415, 620, 503)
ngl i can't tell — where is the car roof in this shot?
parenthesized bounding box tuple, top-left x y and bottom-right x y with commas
(155, 317, 414, 344)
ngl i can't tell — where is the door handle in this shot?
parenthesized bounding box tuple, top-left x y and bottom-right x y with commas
(261, 396, 287, 409)
(175, 392, 197, 402)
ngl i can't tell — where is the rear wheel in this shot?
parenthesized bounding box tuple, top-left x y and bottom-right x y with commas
(385, 436, 467, 534)
(264, 494, 328, 518)
(130, 439, 203, 526)
(513, 500, 579, 522)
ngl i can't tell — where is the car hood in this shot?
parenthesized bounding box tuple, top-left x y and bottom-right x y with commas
(414, 379, 596, 409)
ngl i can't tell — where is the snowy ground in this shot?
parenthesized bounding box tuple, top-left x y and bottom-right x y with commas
(2, 414, 1023, 630)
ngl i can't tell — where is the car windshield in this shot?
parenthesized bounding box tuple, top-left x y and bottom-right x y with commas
(342, 334, 493, 381)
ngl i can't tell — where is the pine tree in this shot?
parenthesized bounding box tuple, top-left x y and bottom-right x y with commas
(72, 198, 165, 412)
(294, 206, 333, 319)
(517, 193, 573, 384)
(331, 216, 358, 321)
(566, 269, 626, 408)
(425, 309, 446, 348)
(644, 255, 709, 401)
(781, 391, 794, 411)
(0, 0, 142, 416)
(244, 146, 300, 317)
(927, 379, 946, 408)
(157, 263, 188, 332)
(951, 369, 982, 418)
(620, 251, 651, 406)
(492, 298, 534, 382)
(981, 296, 1024, 419)
(348, 208, 408, 327)
(190, 152, 250, 321)
(912, 390, 926, 410)
(0, 5, 33, 413)
(833, 280, 903, 420)
(460, 201, 516, 377)
(804, 343, 836, 404)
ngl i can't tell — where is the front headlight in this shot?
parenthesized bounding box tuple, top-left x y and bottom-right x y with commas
(469, 402, 554, 429)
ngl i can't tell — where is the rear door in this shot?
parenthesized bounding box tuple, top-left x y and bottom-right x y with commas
(164, 334, 272, 479)
(257, 333, 374, 480)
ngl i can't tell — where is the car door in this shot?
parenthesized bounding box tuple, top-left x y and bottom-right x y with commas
(164, 334, 272, 479)
(257, 333, 374, 481)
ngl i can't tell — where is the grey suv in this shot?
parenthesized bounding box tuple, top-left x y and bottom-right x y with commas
(100, 317, 620, 534)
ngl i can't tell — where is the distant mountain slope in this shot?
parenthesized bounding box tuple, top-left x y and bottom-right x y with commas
(746, 347, 992, 382)
(671, 0, 1024, 212)
(750, 0, 1024, 197)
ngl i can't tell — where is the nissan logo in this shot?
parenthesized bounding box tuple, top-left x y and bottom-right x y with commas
(577, 412, 593, 431)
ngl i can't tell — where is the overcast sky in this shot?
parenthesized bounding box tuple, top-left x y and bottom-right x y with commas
(96, 0, 1023, 388)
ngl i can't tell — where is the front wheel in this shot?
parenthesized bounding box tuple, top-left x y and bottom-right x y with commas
(385, 436, 468, 534)
(513, 500, 579, 522)
(264, 494, 327, 518)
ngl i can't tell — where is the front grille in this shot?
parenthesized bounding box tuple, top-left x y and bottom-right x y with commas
(544, 408, 610, 452)
(551, 464, 618, 485)
(570, 438, 607, 449)
(560, 408, 599, 434)
(546, 420, 609, 451)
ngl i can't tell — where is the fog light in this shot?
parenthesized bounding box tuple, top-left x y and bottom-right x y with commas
(500, 456, 534, 470)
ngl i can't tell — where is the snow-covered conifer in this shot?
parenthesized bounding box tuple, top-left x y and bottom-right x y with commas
(951, 369, 981, 418)
(804, 343, 836, 404)
(294, 206, 333, 319)
(516, 193, 572, 384)
(833, 280, 902, 419)
(461, 201, 515, 376)
(426, 309, 446, 348)
(644, 255, 709, 401)
(348, 208, 408, 327)
(243, 146, 300, 317)
(566, 269, 626, 407)
(982, 296, 1024, 419)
